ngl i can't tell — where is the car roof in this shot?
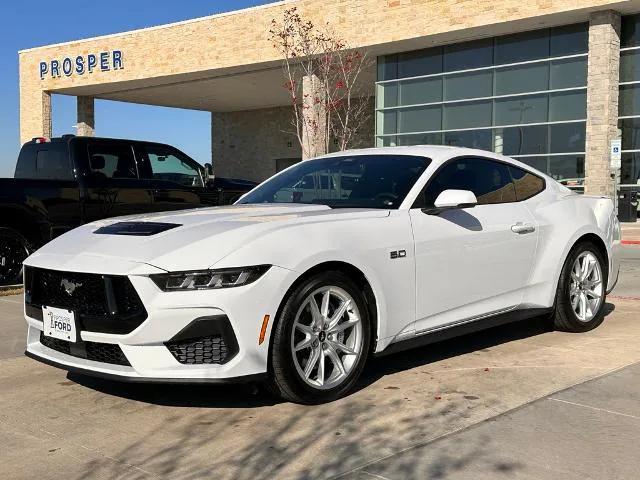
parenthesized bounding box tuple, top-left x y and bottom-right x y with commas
(315, 145, 560, 185)
(317, 145, 530, 164)
(319, 144, 464, 160)
(26, 135, 174, 149)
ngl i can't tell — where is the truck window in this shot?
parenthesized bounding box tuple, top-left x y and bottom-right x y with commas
(87, 144, 138, 179)
(139, 146, 203, 187)
(14, 144, 73, 180)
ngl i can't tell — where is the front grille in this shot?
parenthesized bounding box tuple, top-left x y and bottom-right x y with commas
(25, 267, 147, 335)
(166, 335, 231, 365)
(40, 332, 130, 366)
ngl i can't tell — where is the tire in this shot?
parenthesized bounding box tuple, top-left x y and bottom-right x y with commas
(552, 241, 608, 333)
(0, 227, 32, 286)
(269, 270, 372, 404)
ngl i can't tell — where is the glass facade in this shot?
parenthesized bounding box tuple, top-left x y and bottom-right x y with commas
(620, 14, 640, 186)
(376, 24, 588, 183)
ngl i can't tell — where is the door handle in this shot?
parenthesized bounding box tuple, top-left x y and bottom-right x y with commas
(511, 222, 536, 234)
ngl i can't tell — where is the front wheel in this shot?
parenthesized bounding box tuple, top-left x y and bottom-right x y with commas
(0, 227, 31, 286)
(552, 242, 608, 332)
(269, 271, 371, 404)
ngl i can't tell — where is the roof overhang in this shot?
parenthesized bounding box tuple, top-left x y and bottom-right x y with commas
(18, 0, 640, 115)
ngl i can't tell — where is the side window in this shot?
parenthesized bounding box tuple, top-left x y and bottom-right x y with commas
(509, 166, 545, 200)
(423, 157, 516, 207)
(297, 175, 315, 189)
(142, 146, 203, 187)
(15, 144, 73, 180)
(87, 144, 138, 179)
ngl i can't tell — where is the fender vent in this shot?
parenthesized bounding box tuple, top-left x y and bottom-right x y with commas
(94, 221, 180, 236)
(166, 335, 231, 365)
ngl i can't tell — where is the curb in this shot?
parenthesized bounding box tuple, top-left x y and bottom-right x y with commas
(609, 295, 640, 301)
(0, 284, 22, 292)
(622, 240, 640, 245)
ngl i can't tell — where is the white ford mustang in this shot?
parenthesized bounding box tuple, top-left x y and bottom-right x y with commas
(24, 146, 621, 403)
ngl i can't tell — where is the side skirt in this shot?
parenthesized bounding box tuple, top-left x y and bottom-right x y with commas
(375, 307, 553, 357)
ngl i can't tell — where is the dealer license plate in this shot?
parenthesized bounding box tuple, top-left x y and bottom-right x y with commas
(42, 306, 77, 343)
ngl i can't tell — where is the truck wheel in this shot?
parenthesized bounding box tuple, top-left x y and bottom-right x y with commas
(0, 227, 31, 286)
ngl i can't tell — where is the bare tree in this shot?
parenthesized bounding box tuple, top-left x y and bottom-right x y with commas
(269, 7, 373, 158)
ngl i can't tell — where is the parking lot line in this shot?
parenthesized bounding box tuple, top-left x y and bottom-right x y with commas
(548, 397, 640, 420)
(359, 472, 393, 480)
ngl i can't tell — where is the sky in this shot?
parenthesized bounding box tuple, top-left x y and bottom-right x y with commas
(0, 0, 274, 177)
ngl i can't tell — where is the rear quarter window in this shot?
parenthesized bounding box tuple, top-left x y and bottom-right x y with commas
(15, 144, 73, 180)
(509, 165, 545, 200)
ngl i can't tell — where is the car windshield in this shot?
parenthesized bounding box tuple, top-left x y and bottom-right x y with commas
(237, 154, 430, 209)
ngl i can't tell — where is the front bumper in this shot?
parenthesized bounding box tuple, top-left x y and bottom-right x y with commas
(25, 264, 296, 382)
(24, 350, 266, 384)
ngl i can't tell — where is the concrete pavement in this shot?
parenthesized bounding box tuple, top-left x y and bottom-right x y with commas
(621, 222, 640, 244)
(0, 247, 638, 479)
(341, 362, 640, 480)
(0, 295, 26, 360)
(611, 244, 640, 298)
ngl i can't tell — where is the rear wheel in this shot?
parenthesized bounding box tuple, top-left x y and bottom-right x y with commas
(552, 242, 607, 332)
(269, 271, 371, 404)
(0, 227, 31, 286)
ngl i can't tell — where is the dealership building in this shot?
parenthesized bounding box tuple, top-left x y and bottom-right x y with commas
(18, 0, 640, 196)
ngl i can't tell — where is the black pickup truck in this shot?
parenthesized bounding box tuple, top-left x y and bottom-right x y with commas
(0, 135, 256, 285)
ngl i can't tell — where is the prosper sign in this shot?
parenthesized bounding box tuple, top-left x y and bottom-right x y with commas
(39, 50, 123, 80)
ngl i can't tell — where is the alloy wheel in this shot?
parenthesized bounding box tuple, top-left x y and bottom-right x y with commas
(291, 286, 364, 390)
(569, 251, 604, 322)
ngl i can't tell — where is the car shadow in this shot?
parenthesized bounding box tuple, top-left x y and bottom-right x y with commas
(67, 302, 616, 408)
(356, 302, 616, 393)
(440, 209, 483, 231)
(67, 371, 279, 408)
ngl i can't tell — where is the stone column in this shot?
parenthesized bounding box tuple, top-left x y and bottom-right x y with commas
(301, 74, 327, 159)
(76, 96, 95, 136)
(584, 10, 621, 198)
(41, 91, 52, 139)
(19, 90, 51, 144)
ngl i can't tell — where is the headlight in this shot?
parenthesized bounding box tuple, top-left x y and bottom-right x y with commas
(150, 265, 271, 291)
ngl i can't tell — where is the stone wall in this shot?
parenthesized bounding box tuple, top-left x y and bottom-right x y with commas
(212, 97, 375, 182)
(212, 106, 300, 182)
(19, 0, 629, 143)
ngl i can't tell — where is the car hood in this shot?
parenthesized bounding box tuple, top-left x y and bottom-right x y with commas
(26, 204, 390, 274)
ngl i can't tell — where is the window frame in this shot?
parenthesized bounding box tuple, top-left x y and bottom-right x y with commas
(133, 142, 205, 187)
(411, 155, 546, 209)
(375, 23, 589, 175)
(619, 15, 640, 186)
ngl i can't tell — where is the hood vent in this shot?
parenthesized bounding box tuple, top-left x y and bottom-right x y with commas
(94, 221, 181, 236)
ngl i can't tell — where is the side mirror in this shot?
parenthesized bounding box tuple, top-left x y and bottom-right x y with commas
(423, 189, 477, 215)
